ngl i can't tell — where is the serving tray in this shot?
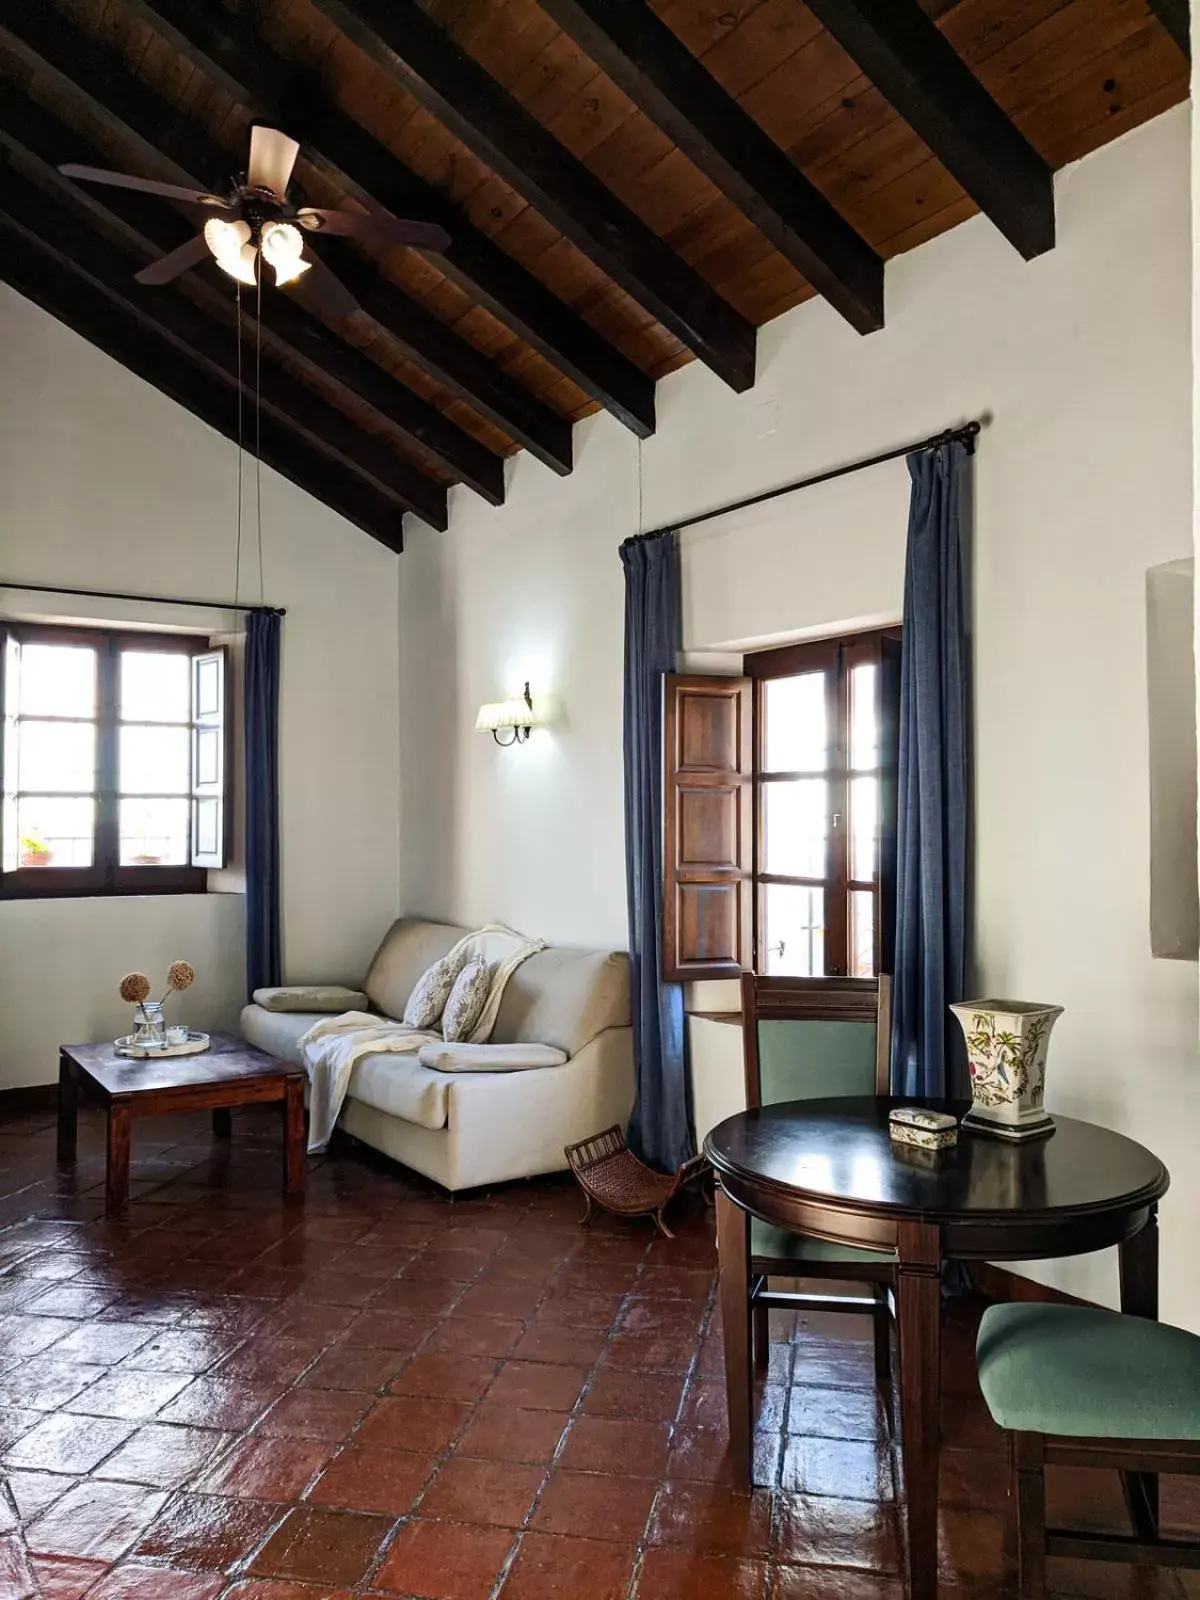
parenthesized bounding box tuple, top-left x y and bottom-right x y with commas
(114, 1031, 210, 1060)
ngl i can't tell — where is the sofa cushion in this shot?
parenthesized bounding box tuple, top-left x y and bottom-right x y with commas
(240, 1005, 324, 1067)
(363, 918, 471, 1020)
(418, 1042, 568, 1074)
(253, 985, 369, 1014)
(347, 1054, 450, 1131)
(491, 946, 630, 1056)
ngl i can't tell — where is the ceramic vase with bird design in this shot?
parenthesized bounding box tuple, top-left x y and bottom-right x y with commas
(949, 1000, 1064, 1141)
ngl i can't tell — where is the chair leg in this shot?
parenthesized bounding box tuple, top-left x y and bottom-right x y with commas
(872, 1287, 893, 1429)
(1012, 1432, 1047, 1600)
(751, 1281, 769, 1373)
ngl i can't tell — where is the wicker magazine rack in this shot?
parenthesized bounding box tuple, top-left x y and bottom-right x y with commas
(564, 1125, 709, 1238)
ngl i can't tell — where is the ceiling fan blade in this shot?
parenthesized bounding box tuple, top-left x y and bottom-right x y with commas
(59, 164, 227, 207)
(290, 251, 360, 322)
(134, 233, 213, 286)
(297, 207, 451, 253)
(247, 126, 300, 199)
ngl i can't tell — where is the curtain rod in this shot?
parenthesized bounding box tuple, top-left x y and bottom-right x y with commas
(623, 418, 982, 547)
(0, 579, 284, 617)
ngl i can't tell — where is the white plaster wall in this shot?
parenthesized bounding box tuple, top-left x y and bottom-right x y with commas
(0, 287, 403, 1089)
(399, 109, 1199, 1327)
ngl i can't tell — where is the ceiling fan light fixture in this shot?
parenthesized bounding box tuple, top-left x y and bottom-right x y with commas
(204, 216, 257, 285)
(260, 221, 310, 286)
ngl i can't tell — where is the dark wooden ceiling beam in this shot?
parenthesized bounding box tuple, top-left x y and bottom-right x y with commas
(307, 0, 758, 392)
(1147, 0, 1190, 58)
(309, 249, 572, 476)
(537, 0, 883, 335)
(0, 0, 506, 505)
(0, 94, 453, 531)
(124, 0, 655, 438)
(0, 162, 446, 535)
(0, 223, 409, 551)
(802, 0, 1054, 261)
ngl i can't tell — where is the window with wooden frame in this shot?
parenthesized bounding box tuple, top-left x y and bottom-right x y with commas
(662, 628, 899, 982)
(750, 630, 899, 978)
(1, 623, 229, 899)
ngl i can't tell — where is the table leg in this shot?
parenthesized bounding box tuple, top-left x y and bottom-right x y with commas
(283, 1078, 306, 1195)
(57, 1053, 78, 1165)
(212, 1108, 233, 1140)
(106, 1101, 132, 1213)
(715, 1183, 753, 1491)
(1119, 1206, 1159, 1536)
(896, 1223, 943, 1600)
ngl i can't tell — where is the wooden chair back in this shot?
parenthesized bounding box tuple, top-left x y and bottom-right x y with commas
(740, 973, 892, 1110)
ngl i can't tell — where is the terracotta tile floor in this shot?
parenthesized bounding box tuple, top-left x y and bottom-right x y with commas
(0, 1102, 1195, 1599)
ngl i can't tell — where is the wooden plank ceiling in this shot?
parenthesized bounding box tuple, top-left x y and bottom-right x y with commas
(0, 0, 1187, 550)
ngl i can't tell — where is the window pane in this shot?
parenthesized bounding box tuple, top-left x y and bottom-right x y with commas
(121, 651, 190, 723)
(763, 884, 825, 977)
(120, 798, 189, 865)
(18, 721, 96, 792)
(850, 775, 879, 882)
(850, 662, 878, 771)
(17, 796, 95, 867)
(120, 727, 190, 794)
(17, 644, 96, 717)
(850, 890, 875, 978)
(763, 779, 827, 878)
(763, 672, 826, 772)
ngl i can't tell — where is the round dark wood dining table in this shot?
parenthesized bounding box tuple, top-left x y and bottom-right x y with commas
(704, 1096, 1170, 1600)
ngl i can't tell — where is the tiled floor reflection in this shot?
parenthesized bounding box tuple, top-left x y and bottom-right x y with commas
(0, 1101, 1194, 1598)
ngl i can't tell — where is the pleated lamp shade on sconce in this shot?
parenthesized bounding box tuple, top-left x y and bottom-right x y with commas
(475, 682, 542, 746)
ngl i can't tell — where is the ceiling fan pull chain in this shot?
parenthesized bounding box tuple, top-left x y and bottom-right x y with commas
(234, 282, 244, 611)
(255, 272, 264, 606)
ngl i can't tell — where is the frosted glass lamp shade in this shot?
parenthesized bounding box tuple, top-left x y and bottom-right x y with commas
(261, 222, 311, 286)
(204, 217, 257, 285)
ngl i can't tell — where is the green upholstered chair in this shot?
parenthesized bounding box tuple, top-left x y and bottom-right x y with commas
(740, 972, 897, 1396)
(977, 1301, 1200, 1596)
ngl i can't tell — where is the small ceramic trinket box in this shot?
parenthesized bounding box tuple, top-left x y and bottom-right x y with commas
(888, 1106, 958, 1151)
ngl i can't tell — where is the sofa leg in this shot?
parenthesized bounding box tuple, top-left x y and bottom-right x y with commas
(653, 1206, 676, 1239)
(579, 1192, 594, 1228)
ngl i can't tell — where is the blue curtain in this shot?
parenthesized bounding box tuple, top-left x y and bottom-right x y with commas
(891, 441, 971, 1098)
(245, 608, 282, 997)
(621, 532, 693, 1173)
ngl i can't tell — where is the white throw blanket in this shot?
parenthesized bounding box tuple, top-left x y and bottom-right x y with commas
(300, 924, 545, 1151)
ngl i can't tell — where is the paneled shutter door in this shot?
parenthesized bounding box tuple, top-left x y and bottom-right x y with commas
(662, 674, 753, 981)
(191, 647, 228, 868)
(1, 634, 18, 874)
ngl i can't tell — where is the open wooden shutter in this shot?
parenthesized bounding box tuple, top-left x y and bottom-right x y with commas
(877, 633, 902, 975)
(662, 673, 753, 981)
(1, 633, 18, 874)
(191, 647, 228, 868)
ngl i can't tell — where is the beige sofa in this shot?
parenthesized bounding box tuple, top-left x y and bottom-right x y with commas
(240, 917, 635, 1191)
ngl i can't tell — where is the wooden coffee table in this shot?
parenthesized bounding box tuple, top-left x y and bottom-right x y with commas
(57, 1032, 307, 1212)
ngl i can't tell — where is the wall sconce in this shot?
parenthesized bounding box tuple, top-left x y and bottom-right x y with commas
(475, 682, 541, 746)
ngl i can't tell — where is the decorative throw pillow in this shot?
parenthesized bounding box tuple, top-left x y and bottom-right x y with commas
(441, 957, 493, 1042)
(403, 950, 466, 1029)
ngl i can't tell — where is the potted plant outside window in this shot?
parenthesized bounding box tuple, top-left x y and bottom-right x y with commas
(19, 832, 53, 868)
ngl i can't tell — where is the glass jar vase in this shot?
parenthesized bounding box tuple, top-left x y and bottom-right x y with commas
(133, 1002, 167, 1051)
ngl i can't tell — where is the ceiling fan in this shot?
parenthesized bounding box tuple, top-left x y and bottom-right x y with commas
(59, 125, 450, 310)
